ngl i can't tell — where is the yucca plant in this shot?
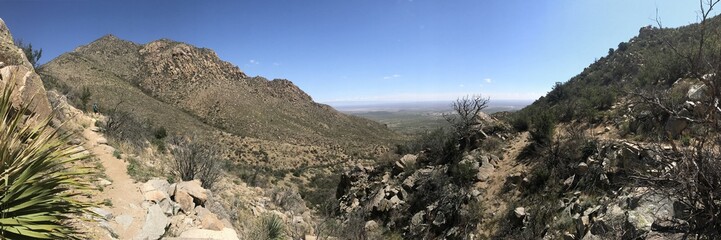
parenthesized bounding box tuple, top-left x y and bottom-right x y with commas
(255, 214, 286, 240)
(0, 85, 95, 239)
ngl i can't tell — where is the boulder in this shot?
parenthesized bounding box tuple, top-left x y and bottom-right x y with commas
(514, 207, 526, 219)
(159, 198, 180, 216)
(476, 166, 493, 182)
(200, 213, 225, 231)
(96, 137, 108, 145)
(411, 211, 425, 226)
(175, 190, 195, 213)
(176, 180, 208, 205)
(143, 190, 169, 204)
(143, 178, 170, 193)
(167, 183, 177, 197)
(167, 215, 193, 237)
(178, 228, 239, 240)
(136, 204, 169, 240)
(115, 214, 134, 231)
(399, 154, 417, 167)
(687, 84, 706, 101)
(195, 205, 212, 218)
(140, 178, 170, 203)
(364, 220, 379, 232)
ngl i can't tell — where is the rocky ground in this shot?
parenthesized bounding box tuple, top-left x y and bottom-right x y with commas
(67, 112, 241, 239)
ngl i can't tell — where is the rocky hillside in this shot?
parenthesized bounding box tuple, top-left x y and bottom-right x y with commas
(38, 35, 401, 147)
(328, 12, 721, 240)
(0, 18, 51, 119)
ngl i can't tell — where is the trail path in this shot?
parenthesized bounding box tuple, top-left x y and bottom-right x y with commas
(83, 118, 146, 239)
(476, 132, 531, 236)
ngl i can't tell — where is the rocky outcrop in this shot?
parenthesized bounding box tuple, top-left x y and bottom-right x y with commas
(336, 149, 500, 238)
(0, 18, 51, 119)
(132, 178, 238, 239)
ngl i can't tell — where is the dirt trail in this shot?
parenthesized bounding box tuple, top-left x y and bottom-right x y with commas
(476, 132, 530, 235)
(83, 118, 146, 239)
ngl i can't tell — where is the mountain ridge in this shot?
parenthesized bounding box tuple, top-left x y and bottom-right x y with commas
(38, 34, 403, 168)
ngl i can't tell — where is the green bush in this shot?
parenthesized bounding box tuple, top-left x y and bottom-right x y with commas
(153, 127, 167, 139)
(530, 113, 555, 145)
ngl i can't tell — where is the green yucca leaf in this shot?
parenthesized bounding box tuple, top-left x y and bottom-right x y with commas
(0, 85, 97, 239)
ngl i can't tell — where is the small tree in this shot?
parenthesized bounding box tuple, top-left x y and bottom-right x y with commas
(14, 40, 42, 68)
(170, 136, 223, 189)
(443, 94, 490, 151)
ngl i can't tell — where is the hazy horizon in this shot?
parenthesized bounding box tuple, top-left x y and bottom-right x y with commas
(330, 99, 533, 112)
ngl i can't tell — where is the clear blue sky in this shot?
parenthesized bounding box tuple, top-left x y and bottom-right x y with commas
(0, 1, 715, 104)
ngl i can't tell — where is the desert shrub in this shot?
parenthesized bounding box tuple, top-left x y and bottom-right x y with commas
(529, 112, 555, 146)
(0, 86, 95, 239)
(101, 107, 146, 149)
(252, 214, 286, 240)
(546, 82, 568, 104)
(481, 137, 503, 155)
(78, 86, 91, 111)
(403, 127, 454, 156)
(153, 126, 167, 139)
(617, 41, 629, 52)
(299, 172, 340, 211)
(511, 115, 530, 132)
(170, 136, 224, 189)
(450, 159, 479, 187)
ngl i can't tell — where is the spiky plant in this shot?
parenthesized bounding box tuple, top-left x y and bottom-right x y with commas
(255, 214, 286, 240)
(0, 86, 95, 239)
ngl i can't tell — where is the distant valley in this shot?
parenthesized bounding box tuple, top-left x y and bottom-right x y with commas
(334, 100, 532, 134)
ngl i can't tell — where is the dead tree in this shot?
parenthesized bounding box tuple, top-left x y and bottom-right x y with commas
(444, 94, 490, 151)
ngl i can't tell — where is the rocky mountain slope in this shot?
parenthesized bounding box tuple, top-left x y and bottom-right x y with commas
(38, 35, 400, 147)
(327, 12, 721, 240)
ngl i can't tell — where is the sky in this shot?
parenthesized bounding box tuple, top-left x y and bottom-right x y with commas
(0, 1, 716, 105)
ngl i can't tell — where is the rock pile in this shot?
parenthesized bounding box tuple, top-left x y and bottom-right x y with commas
(337, 150, 500, 238)
(95, 178, 239, 240)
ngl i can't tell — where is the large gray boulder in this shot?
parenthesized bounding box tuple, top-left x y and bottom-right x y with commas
(135, 204, 169, 240)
